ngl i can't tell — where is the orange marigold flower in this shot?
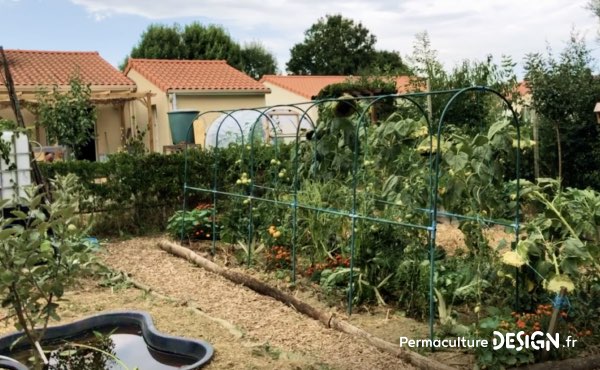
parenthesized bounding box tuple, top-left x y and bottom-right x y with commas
(517, 320, 526, 329)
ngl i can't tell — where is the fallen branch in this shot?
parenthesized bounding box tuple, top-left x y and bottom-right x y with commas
(158, 239, 454, 370)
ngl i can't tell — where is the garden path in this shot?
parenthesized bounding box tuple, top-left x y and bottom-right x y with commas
(101, 237, 416, 370)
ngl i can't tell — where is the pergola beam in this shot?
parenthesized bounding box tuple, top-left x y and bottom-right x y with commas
(0, 91, 155, 107)
(145, 92, 154, 152)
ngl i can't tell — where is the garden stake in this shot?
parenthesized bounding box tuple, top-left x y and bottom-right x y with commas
(542, 286, 568, 361)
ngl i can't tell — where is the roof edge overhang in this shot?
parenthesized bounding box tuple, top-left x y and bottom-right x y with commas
(0, 85, 136, 93)
(167, 89, 270, 96)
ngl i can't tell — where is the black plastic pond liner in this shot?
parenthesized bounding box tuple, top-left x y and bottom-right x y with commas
(0, 311, 213, 370)
(0, 356, 28, 370)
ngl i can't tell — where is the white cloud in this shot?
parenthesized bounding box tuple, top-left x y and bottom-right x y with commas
(70, 0, 599, 74)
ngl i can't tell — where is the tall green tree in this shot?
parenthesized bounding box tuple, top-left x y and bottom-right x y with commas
(181, 23, 242, 68)
(241, 42, 278, 79)
(130, 24, 184, 60)
(369, 50, 411, 75)
(124, 22, 277, 79)
(525, 33, 600, 187)
(588, 0, 600, 21)
(286, 14, 408, 75)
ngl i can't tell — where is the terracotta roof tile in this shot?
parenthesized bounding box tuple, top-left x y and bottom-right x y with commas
(2, 49, 135, 88)
(125, 59, 270, 93)
(260, 75, 413, 99)
(517, 81, 530, 96)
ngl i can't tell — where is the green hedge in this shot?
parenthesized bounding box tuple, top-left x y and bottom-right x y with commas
(40, 144, 293, 236)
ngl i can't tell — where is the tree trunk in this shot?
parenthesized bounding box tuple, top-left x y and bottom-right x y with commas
(532, 111, 540, 180)
(555, 122, 562, 181)
(157, 239, 455, 370)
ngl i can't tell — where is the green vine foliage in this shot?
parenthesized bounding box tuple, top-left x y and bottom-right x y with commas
(34, 76, 97, 159)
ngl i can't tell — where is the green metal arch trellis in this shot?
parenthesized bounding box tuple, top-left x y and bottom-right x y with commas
(180, 86, 523, 341)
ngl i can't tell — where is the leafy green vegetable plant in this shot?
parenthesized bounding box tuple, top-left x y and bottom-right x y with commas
(0, 174, 96, 366)
(166, 208, 218, 241)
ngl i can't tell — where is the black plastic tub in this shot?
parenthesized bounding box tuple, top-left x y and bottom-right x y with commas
(0, 311, 213, 369)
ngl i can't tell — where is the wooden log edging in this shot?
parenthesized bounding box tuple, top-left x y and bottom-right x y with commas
(157, 239, 455, 370)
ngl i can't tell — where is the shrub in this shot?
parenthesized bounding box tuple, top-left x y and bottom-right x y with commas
(0, 174, 96, 366)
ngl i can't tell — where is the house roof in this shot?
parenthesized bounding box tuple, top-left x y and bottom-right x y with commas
(259, 75, 413, 99)
(124, 59, 270, 93)
(517, 81, 530, 96)
(1, 49, 135, 89)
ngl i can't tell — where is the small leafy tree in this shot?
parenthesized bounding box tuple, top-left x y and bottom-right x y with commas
(0, 174, 95, 365)
(409, 31, 521, 132)
(524, 33, 600, 187)
(35, 76, 96, 160)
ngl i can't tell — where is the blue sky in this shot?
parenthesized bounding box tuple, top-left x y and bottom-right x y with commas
(1, 0, 599, 76)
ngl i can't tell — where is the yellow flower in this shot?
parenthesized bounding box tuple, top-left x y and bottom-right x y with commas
(410, 126, 429, 139)
(501, 250, 526, 267)
(545, 275, 575, 293)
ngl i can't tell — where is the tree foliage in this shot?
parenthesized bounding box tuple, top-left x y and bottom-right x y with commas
(0, 174, 96, 366)
(35, 76, 96, 160)
(525, 33, 600, 188)
(588, 0, 600, 23)
(408, 31, 521, 134)
(241, 42, 278, 80)
(125, 22, 277, 79)
(286, 14, 409, 75)
(181, 23, 242, 67)
(370, 50, 410, 75)
(130, 24, 184, 60)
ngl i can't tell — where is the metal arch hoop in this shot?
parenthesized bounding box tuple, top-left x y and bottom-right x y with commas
(179, 86, 523, 344)
(428, 85, 522, 341)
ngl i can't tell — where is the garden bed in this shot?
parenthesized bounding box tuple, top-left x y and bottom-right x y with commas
(0, 242, 413, 369)
(2, 233, 596, 369)
(99, 236, 425, 369)
(100, 236, 477, 369)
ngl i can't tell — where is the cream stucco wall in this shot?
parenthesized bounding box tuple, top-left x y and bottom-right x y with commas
(126, 67, 268, 150)
(262, 82, 319, 125)
(126, 69, 169, 152)
(95, 105, 125, 159)
(0, 107, 40, 140)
